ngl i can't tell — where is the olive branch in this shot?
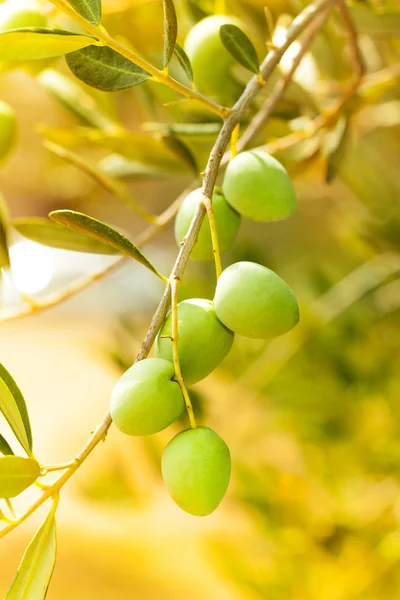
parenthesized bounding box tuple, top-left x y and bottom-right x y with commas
(0, 0, 377, 592)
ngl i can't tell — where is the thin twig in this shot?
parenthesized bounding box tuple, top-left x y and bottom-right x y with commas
(339, 0, 365, 80)
(170, 277, 196, 428)
(203, 195, 222, 279)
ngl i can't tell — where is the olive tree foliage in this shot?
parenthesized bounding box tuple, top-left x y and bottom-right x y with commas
(0, 0, 398, 594)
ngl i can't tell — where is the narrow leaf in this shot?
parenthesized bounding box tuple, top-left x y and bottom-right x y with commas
(67, 0, 101, 26)
(173, 42, 193, 82)
(0, 456, 40, 498)
(163, 0, 177, 68)
(13, 218, 120, 255)
(6, 508, 57, 599)
(38, 69, 120, 133)
(0, 28, 96, 61)
(66, 45, 150, 92)
(98, 154, 169, 180)
(0, 193, 10, 269)
(0, 434, 13, 456)
(323, 116, 351, 184)
(219, 24, 260, 74)
(44, 141, 155, 221)
(49, 210, 165, 279)
(0, 363, 33, 456)
(162, 135, 198, 175)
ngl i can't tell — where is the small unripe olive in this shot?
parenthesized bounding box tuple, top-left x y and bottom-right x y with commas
(110, 358, 184, 436)
(214, 261, 299, 339)
(162, 426, 231, 516)
(0, 0, 47, 31)
(155, 298, 234, 385)
(184, 15, 242, 105)
(0, 101, 17, 164)
(223, 150, 297, 222)
(174, 187, 241, 260)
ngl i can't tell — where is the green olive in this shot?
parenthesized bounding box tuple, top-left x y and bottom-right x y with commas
(0, 0, 47, 30)
(214, 261, 299, 339)
(162, 426, 231, 516)
(110, 358, 185, 436)
(223, 150, 297, 222)
(155, 298, 234, 385)
(0, 101, 17, 164)
(174, 187, 241, 260)
(184, 15, 242, 105)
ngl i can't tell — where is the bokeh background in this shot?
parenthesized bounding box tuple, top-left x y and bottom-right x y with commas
(1, 0, 400, 597)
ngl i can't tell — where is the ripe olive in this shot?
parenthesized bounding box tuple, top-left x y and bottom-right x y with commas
(110, 358, 185, 436)
(0, 0, 47, 31)
(0, 101, 17, 164)
(155, 298, 234, 385)
(184, 15, 242, 105)
(214, 261, 299, 338)
(175, 187, 241, 260)
(162, 426, 231, 516)
(223, 150, 297, 222)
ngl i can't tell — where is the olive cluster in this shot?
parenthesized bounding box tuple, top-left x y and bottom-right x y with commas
(111, 149, 299, 516)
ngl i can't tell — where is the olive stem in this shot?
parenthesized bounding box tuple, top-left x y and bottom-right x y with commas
(170, 277, 197, 429)
(202, 195, 222, 280)
(48, 0, 229, 119)
(40, 459, 80, 473)
(230, 124, 240, 159)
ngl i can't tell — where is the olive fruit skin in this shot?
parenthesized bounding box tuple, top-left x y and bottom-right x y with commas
(175, 187, 241, 260)
(155, 298, 234, 385)
(0, 101, 17, 164)
(110, 358, 184, 436)
(184, 15, 242, 105)
(162, 426, 231, 516)
(214, 261, 299, 339)
(0, 0, 47, 30)
(223, 150, 297, 222)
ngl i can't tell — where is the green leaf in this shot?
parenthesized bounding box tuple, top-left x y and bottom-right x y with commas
(98, 154, 169, 180)
(13, 217, 120, 255)
(162, 135, 198, 175)
(67, 0, 101, 26)
(0, 456, 40, 498)
(0, 28, 96, 61)
(173, 42, 193, 82)
(163, 0, 177, 68)
(6, 508, 57, 599)
(0, 193, 10, 269)
(219, 24, 260, 74)
(0, 363, 33, 456)
(49, 210, 166, 279)
(66, 45, 151, 92)
(323, 116, 351, 184)
(38, 69, 120, 134)
(0, 434, 13, 456)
